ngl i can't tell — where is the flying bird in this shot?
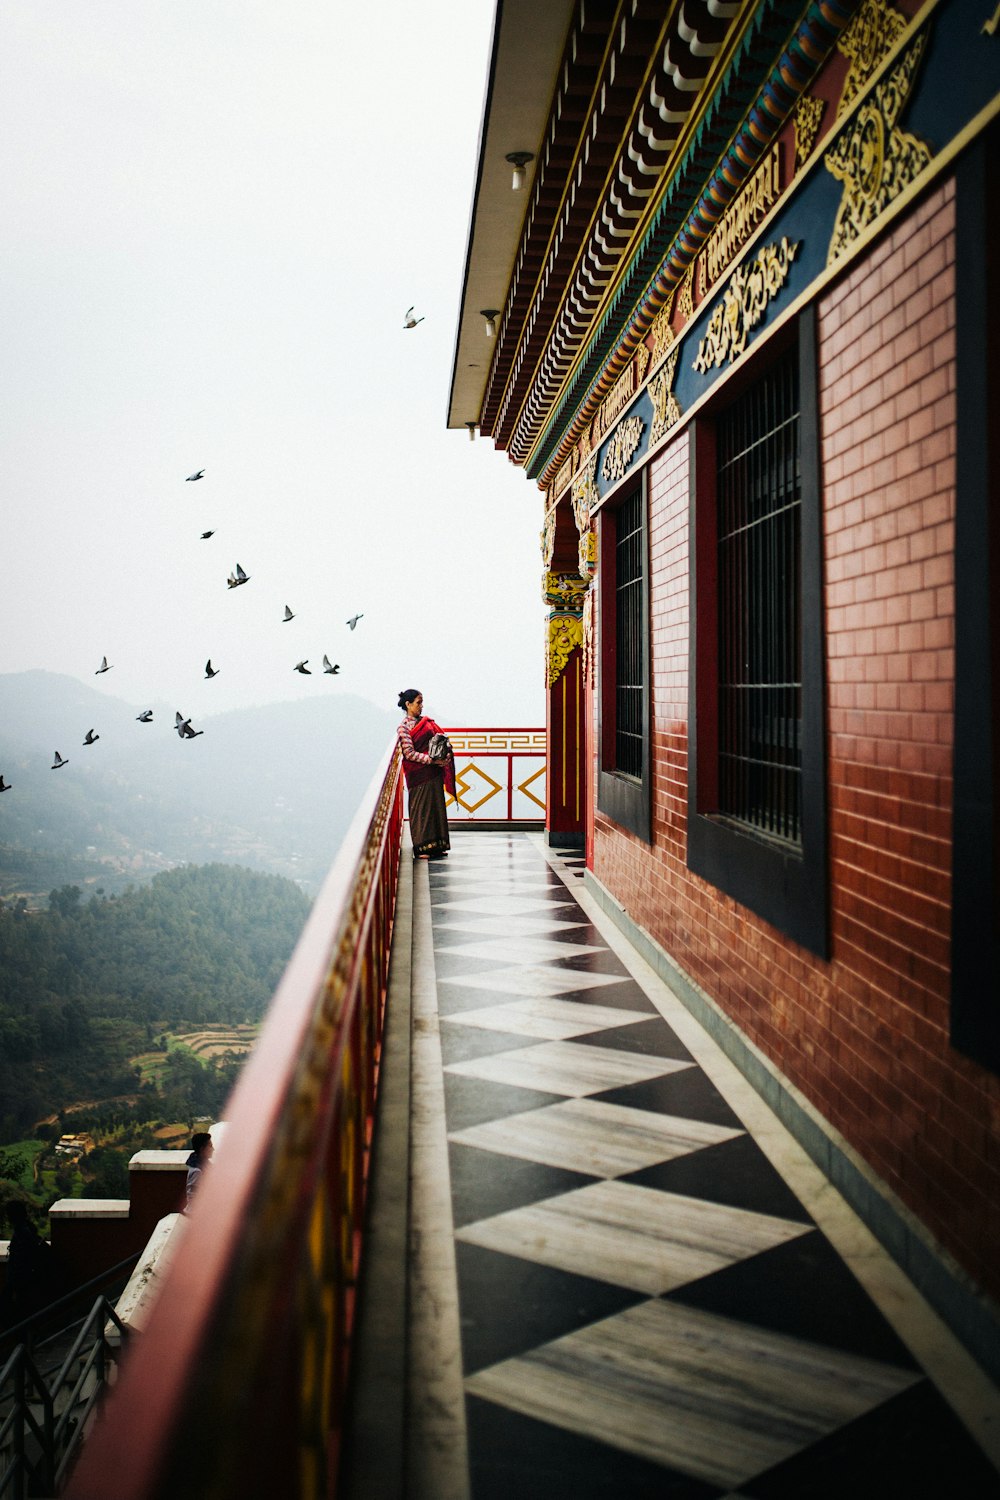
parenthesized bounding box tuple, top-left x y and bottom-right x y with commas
(186, 469, 205, 481)
(346, 614, 363, 630)
(294, 660, 312, 674)
(0, 776, 10, 792)
(205, 660, 220, 679)
(200, 530, 215, 540)
(83, 729, 100, 746)
(322, 655, 340, 675)
(95, 656, 112, 674)
(403, 306, 424, 329)
(227, 563, 250, 589)
(282, 605, 295, 623)
(175, 712, 204, 739)
(51, 752, 68, 770)
(136, 710, 153, 723)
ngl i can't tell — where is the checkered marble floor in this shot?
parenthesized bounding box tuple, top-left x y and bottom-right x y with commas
(418, 833, 999, 1500)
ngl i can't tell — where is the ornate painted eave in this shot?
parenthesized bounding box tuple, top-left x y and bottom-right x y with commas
(449, 0, 859, 467)
(526, 0, 860, 482)
(446, 0, 578, 435)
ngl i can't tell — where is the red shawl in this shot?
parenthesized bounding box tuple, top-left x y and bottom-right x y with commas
(403, 715, 457, 797)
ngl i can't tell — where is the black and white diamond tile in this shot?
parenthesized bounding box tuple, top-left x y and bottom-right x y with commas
(421, 834, 998, 1499)
(456, 1181, 812, 1295)
(464, 1301, 921, 1490)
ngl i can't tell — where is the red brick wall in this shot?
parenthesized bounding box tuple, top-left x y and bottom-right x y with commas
(591, 179, 1000, 1298)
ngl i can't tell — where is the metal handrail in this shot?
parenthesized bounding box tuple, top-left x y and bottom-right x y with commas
(0, 1294, 125, 1500)
(0, 1253, 141, 1361)
(66, 740, 405, 1500)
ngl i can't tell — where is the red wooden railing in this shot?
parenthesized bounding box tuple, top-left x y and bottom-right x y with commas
(445, 727, 546, 822)
(66, 740, 405, 1500)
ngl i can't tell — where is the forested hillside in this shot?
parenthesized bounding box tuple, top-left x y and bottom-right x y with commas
(0, 863, 309, 1141)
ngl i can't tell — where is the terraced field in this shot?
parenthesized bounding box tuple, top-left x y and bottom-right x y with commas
(133, 1025, 259, 1084)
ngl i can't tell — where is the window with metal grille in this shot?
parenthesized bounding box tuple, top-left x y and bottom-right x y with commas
(615, 488, 645, 778)
(716, 349, 801, 845)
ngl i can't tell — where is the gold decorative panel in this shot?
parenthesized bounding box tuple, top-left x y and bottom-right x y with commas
(544, 570, 590, 612)
(837, 0, 909, 116)
(578, 527, 597, 581)
(571, 454, 598, 536)
(649, 350, 682, 446)
(795, 95, 827, 168)
(693, 238, 801, 374)
(649, 292, 677, 371)
(541, 506, 557, 567)
(601, 415, 646, 484)
(825, 35, 931, 264)
(547, 613, 584, 686)
(676, 261, 695, 324)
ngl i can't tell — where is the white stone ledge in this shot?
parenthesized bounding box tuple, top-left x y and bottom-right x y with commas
(49, 1199, 130, 1219)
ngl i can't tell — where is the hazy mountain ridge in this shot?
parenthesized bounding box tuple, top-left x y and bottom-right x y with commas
(0, 671, 397, 895)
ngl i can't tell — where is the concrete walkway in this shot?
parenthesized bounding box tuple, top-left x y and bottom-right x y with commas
(342, 831, 1000, 1499)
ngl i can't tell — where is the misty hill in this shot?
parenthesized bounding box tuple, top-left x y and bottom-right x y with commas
(0, 671, 397, 896)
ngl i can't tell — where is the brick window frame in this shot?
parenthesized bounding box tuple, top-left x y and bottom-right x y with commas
(597, 474, 651, 842)
(688, 310, 829, 956)
(951, 124, 999, 1072)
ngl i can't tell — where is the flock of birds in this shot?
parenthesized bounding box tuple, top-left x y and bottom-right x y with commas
(0, 465, 372, 794)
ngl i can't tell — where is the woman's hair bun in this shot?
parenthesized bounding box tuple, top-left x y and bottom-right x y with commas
(397, 688, 419, 711)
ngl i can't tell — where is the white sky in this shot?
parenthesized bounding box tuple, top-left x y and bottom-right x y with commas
(0, 1, 547, 731)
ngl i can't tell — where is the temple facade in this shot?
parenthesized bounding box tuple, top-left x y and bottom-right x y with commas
(449, 0, 999, 1365)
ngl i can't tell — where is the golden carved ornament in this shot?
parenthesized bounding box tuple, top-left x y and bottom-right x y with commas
(795, 95, 827, 168)
(601, 415, 646, 484)
(571, 453, 598, 535)
(634, 343, 651, 387)
(837, 0, 908, 116)
(649, 292, 676, 371)
(544, 570, 589, 612)
(582, 589, 596, 689)
(541, 507, 557, 567)
(694, 238, 801, 374)
(825, 35, 931, 265)
(547, 613, 584, 687)
(578, 527, 597, 580)
(649, 350, 682, 445)
(676, 260, 695, 324)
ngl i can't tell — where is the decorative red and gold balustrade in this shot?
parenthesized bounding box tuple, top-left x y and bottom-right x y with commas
(66, 741, 405, 1500)
(445, 727, 546, 822)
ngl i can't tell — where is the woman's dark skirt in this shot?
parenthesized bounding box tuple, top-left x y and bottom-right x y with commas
(409, 778, 450, 857)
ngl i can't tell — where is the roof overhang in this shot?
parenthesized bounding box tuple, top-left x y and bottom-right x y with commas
(446, 0, 576, 436)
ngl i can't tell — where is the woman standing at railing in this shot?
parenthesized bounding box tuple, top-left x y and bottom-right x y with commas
(396, 688, 456, 860)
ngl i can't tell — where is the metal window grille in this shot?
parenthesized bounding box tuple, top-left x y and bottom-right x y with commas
(717, 349, 802, 844)
(615, 488, 644, 778)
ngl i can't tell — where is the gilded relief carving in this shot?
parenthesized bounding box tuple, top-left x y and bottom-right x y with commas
(795, 95, 827, 168)
(601, 414, 646, 484)
(676, 260, 695, 324)
(543, 570, 589, 613)
(547, 613, 585, 687)
(693, 238, 800, 374)
(582, 589, 595, 689)
(825, 35, 931, 264)
(571, 453, 598, 536)
(541, 506, 557, 567)
(649, 350, 682, 445)
(649, 292, 676, 370)
(634, 342, 651, 387)
(837, 0, 909, 115)
(578, 526, 597, 580)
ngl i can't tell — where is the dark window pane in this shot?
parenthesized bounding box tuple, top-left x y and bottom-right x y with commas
(615, 489, 644, 778)
(717, 350, 802, 844)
